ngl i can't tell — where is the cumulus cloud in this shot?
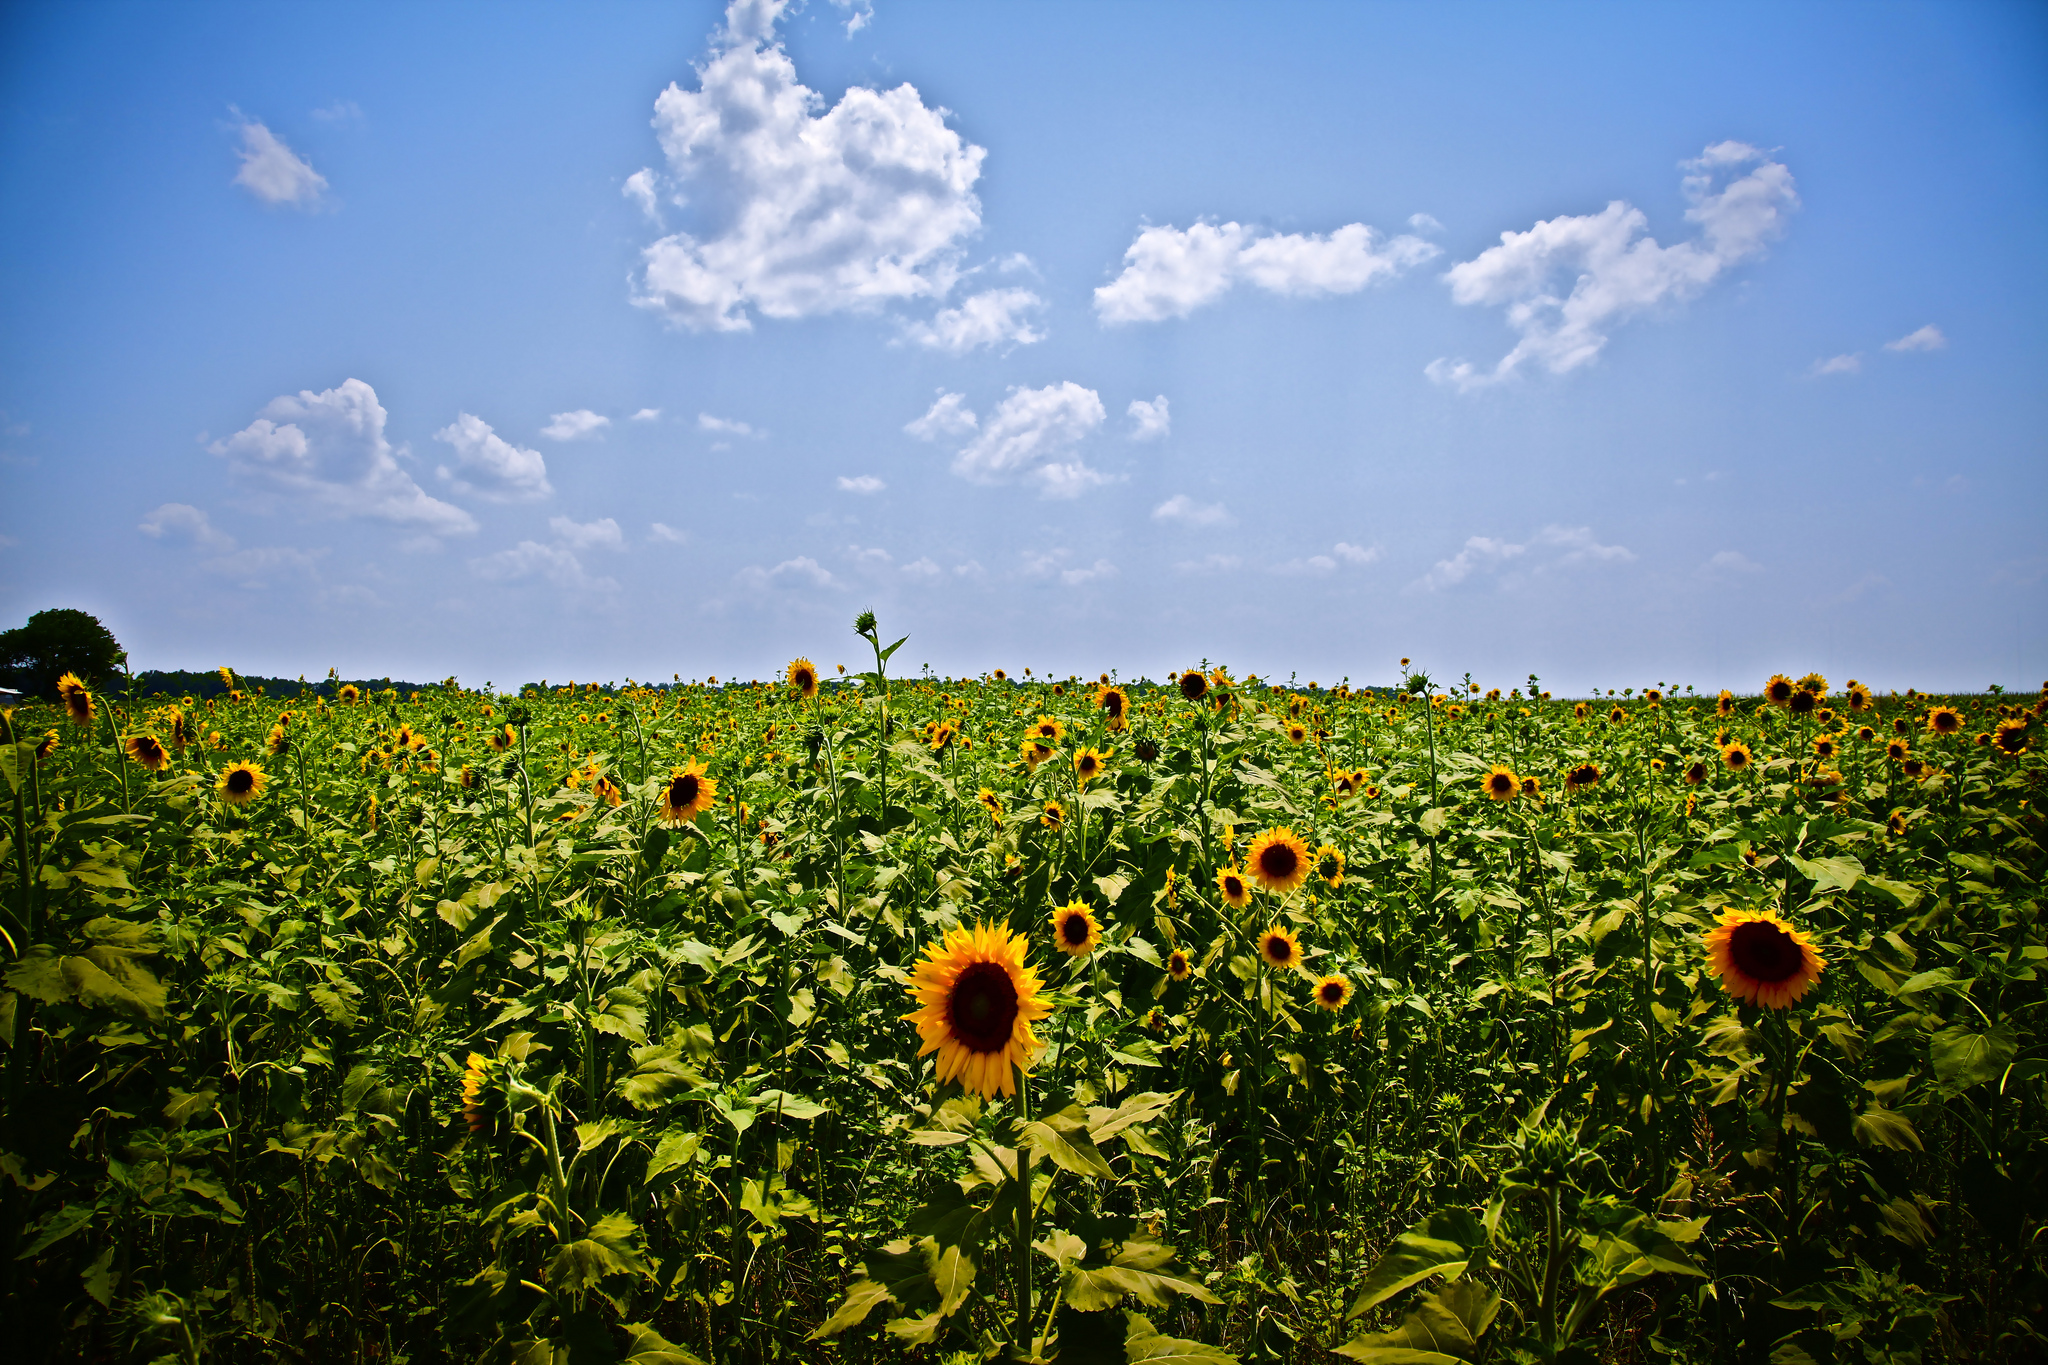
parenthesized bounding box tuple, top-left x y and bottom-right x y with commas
(1811, 353, 1862, 377)
(1095, 220, 1438, 325)
(698, 413, 763, 438)
(1416, 525, 1632, 590)
(470, 540, 618, 594)
(542, 409, 610, 441)
(435, 413, 554, 502)
(837, 475, 885, 494)
(1152, 493, 1232, 528)
(908, 383, 1111, 498)
(1272, 542, 1381, 575)
(629, 0, 985, 332)
(1427, 142, 1798, 390)
(1022, 549, 1117, 586)
(1127, 396, 1171, 441)
(1333, 542, 1381, 565)
(734, 554, 838, 590)
(649, 522, 687, 543)
(230, 113, 328, 208)
(827, 0, 873, 36)
(212, 379, 475, 535)
(623, 168, 663, 224)
(630, 407, 663, 422)
(549, 516, 624, 550)
(899, 288, 1047, 353)
(1698, 549, 1763, 578)
(1419, 535, 1526, 590)
(1885, 324, 1947, 353)
(901, 556, 941, 579)
(139, 503, 235, 551)
(1537, 524, 1635, 565)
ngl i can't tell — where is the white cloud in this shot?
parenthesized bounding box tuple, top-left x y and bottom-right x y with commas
(1174, 553, 1242, 575)
(230, 113, 328, 208)
(734, 554, 838, 590)
(1408, 213, 1443, 234)
(953, 559, 984, 578)
(1420, 535, 1526, 590)
(1061, 559, 1117, 586)
(848, 543, 893, 570)
(827, 0, 873, 36)
(1536, 524, 1635, 565)
(203, 545, 328, 587)
(1416, 526, 1632, 590)
(1127, 396, 1171, 441)
(139, 503, 234, 551)
(900, 288, 1047, 353)
(310, 100, 363, 125)
(649, 522, 687, 543)
(1271, 554, 1338, 575)
(470, 540, 618, 594)
(901, 556, 941, 579)
(698, 412, 763, 438)
(837, 474, 885, 494)
(1152, 493, 1232, 528)
(1811, 353, 1862, 376)
(1095, 220, 1438, 325)
(630, 0, 985, 332)
(946, 383, 1111, 498)
(1699, 549, 1763, 578)
(541, 409, 611, 441)
(549, 516, 624, 551)
(1885, 324, 1947, 353)
(630, 407, 663, 422)
(904, 391, 979, 441)
(1427, 142, 1798, 389)
(623, 168, 662, 224)
(1021, 548, 1118, 587)
(434, 413, 554, 502)
(212, 379, 475, 535)
(1333, 542, 1381, 565)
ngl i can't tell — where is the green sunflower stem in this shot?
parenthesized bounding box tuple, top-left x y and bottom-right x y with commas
(1013, 1067, 1033, 1358)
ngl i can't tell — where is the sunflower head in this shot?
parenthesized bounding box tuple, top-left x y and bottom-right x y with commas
(1565, 762, 1602, 791)
(1722, 743, 1752, 772)
(1994, 719, 2029, 756)
(1287, 723, 1308, 745)
(1032, 716, 1065, 742)
(338, 684, 361, 703)
(1178, 670, 1209, 702)
(1788, 690, 1818, 717)
(1573, 702, 1589, 720)
(658, 762, 716, 825)
(929, 721, 957, 752)
(1886, 739, 1909, 762)
(459, 1052, 503, 1134)
(1095, 684, 1129, 729)
(1312, 973, 1352, 1011)
(63, 684, 94, 727)
(1704, 908, 1826, 1009)
(1813, 736, 1837, 760)
(1216, 867, 1251, 908)
(1765, 675, 1796, 707)
(1716, 690, 1736, 718)
(1681, 761, 1707, 786)
(1166, 947, 1193, 981)
(593, 775, 624, 808)
(976, 787, 1003, 823)
(902, 922, 1051, 1099)
(1316, 844, 1344, 888)
(1246, 827, 1310, 894)
(1074, 746, 1110, 788)
(1926, 706, 1962, 736)
(1519, 775, 1542, 801)
(1050, 901, 1102, 957)
(217, 761, 266, 806)
(1797, 672, 1829, 698)
(1257, 925, 1302, 972)
(1483, 766, 1519, 801)
(1134, 737, 1159, 763)
(1846, 683, 1873, 712)
(34, 729, 59, 761)
(1040, 799, 1065, 831)
(1022, 739, 1053, 769)
(1856, 725, 1876, 743)
(786, 658, 819, 699)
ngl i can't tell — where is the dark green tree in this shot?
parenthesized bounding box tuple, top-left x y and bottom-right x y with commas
(0, 608, 125, 699)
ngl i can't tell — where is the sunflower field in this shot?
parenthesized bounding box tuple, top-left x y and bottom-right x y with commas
(2, 624, 2045, 1364)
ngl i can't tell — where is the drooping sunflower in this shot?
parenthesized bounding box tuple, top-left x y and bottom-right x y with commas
(928, 721, 957, 752)
(1925, 706, 1962, 736)
(1316, 844, 1345, 888)
(976, 787, 1004, 824)
(1520, 775, 1542, 800)
(217, 761, 266, 806)
(657, 762, 716, 824)
(58, 673, 94, 727)
(458, 765, 478, 789)
(592, 775, 624, 808)
(34, 729, 59, 761)
(1704, 908, 1826, 1009)
(1482, 765, 1519, 801)
(786, 658, 819, 699)
(1177, 669, 1209, 703)
(266, 724, 290, 757)
(1565, 762, 1602, 792)
(125, 734, 169, 772)
(1040, 799, 1065, 831)
(1166, 947, 1194, 981)
(1257, 925, 1302, 971)
(459, 1052, 498, 1134)
(1722, 743, 1753, 772)
(1216, 867, 1251, 908)
(1073, 746, 1110, 789)
(1050, 901, 1102, 957)
(1095, 684, 1129, 732)
(1312, 973, 1352, 1011)
(1246, 827, 1311, 894)
(1764, 675, 1797, 707)
(902, 921, 1051, 1100)
(1682, 761, 1708, 786)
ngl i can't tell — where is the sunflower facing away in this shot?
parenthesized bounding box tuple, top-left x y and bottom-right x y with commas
(1166, 947, 1194, 981)
(1050, 901, 1102, 957)
(217, 761, 267, 807)
(1483, 765, 1519, 801)
(1216, 867, 1251, 908)
(976, 787, 1004, 824)
(658, 762, 716, 824)
(1095, 684, 1129, 731)
(58, 673, 94, 727)
(1022, 739, 1052, 769)
(902, 922, 1051, 1100)
(1246, 827, 1311, 894)
(125, 734, 170, 772)
(1704, 908, 1826, 1009)
(1257, 925, 1302, 971)
(786, 658, 819, 699)
(1312, 973, 1352, 1011)
(460, 1052, 498, 1133)
(1995, 719, 2030, 756)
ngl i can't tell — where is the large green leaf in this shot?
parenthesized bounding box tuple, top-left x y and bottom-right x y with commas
(1345, 1206, 1484, 1319)
(1335, 1280, 1499, 1363)
(1123, 1312, 1238, 1363)
(1929, 1022, 2018, 1091)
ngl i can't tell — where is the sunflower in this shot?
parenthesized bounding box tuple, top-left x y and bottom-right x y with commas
(1031, 716, 1065, 742)
(1886, 811, 1907, 838)
(1722, 743, 1752, 771)
(1573, 702, 1589, 721)
(1607, 705, 1627, 725)
(976, 787, 1004, 824)
(1796, 672, 1828, 698)
(217, 761, 266, 806)
(1901, 757, 1929, 781)
(34, 729, 59, 761)
(1246, 827, 1311, 894)
(1177, 670, 1209, 702)
(1316, 844, 1345, 888)
(1565, 762, 1602, 791)
(1166, 947, 1194, 981)
(338, 684, 361, 703)
(1520, 775, 1542, 800)
(1216, 867, 1251, 908)
(1286, 722, 1308, 745)
(1885, 739, 1909, 763)
(1704, 908, 1826, 1009)
(1812, 736, 1837, 761)
(1994, 719, 2029, 756)
(1482, 765, 1519, 801)
(657, 762, 716, 824)
(1041, 799, 1065, 831)
(1050, 901, 1102, 957)
(1764, 675, 1796, 707)
(460, 1052, 503, 1134)
(1257, 925, 1302, 972)
(1788, 690, 1818, 717)
(592, 775, 624, 808)
(929, 721, 957, 752)
(902, 922, 1051, 1099)
(1716, 690, 1736, 718)
(1021, 739, 1053, 769)
(125, 734, 170, 772)
(458, 765, 478, 789)
(487, 725, 514, 753)
(1846, 682, 1873, 712)
(1096, 684, 1129, 731)
(992, 668, 1007, 681)
(59, 675, 94, 727)
(1856, 725, 1876, 743)
(1312, 973, 1352, 1011)
(1332, 770, 1359, 798)
(786, 658, 819, 699)
(1073, 746, 1110, 788)
(1925, 706, 1962, 736)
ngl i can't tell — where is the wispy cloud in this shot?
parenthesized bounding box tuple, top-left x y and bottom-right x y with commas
(541, 409, 610, 441)
(837, 475, 885, 494)
(1127, 396, 1171, 441)
(1152, 493, 1232, 527)
(1810, 353, 1861, 377)
(229, 110, 328, 208)
(1885, 324, 1947, 353)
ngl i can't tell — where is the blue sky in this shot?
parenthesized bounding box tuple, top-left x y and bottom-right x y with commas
(2, 0, 2043, 693)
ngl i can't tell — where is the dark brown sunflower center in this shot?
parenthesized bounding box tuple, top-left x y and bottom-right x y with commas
(1264, 936, 1294, 964)
(226, 768, 254, 794)
(1489, 774, 1514, 794)
(1729, 920, 1805, 984)
(668, 775, 698, 807)
(1169, 953, 1188, 974)
(1319, 981, 1343, 1003)
(1104, 693, 1124, 717)
(1258, 842, 1299, 880)
(1933, 712, 1958, 732)
(1059, 913, 1091, 945)
(1179, 673, 1207, 700)
(946, 961, 1020, 1054)
(1222, 875, 1244, 896)
(1079, 756, 1097, 775)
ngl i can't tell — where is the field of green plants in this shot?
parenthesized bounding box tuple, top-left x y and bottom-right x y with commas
(2, 618, 2043, 1364)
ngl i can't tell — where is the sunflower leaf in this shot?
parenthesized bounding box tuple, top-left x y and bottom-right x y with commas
(1345, 1206, 1483, 1319)
(1021, 1119, 1114, 1179)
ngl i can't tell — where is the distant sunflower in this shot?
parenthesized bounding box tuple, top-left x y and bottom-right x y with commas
(1166, 947, 1194, 981)
(1073, 746, 1110, 788)
(1704, 908, 1826, 1009)
(1177, 670, 1209, 703)
(1246, 827, 1311, 894)
(901, 921, 1051, 1099)
(458, 765, 478, 789)
(217, 761, 266, 807)
(1312, 973, 1352, 1011)
(976, 787, 1003, 824)
(1050, 901, 1102, 957)
(1316, 844, 1345, 888)
(1041, 799, 1065, 831)
(266, 724, 290, 757)
(487, 725, 515, 753)
(1257, 925, 1302, 971)
(1565, 762, 1602, 791)
(1764, 675, 1796, 707)
(1022, 739, 1053, 770)
(1722, 742, 1752, 772)
(1482, 765, 1519, 801)
(929, 721, 957, 752)
(657, 762, 716, 824)
(338, 684, 361, 703)
(125, 734, 169, 772)
(1856, 726, 1876, 743)
(1716, 690, 1736, 718)
(34, 730, 59, 761)
(1926, 706, 1962, 736)
(1846, 682, 1873, 712)
(1797, 672, 1829, 698)
(1788, 690, 1818, 717)
(1994, 719, 2029, 756)
(786, 658, 819, 699)
(1573, 702, 1589, 721)
(592, 775, 623, 808)
(1608, 705, 1627, 724)
(1095, 684, 1130, 731)
(1287, 722, 1308, 745)
(1901, 757, 1929, 781)
(1216, 867, 1251, 908)
(992, 668, 1008, 681)
(1519, 775, 1542, 800)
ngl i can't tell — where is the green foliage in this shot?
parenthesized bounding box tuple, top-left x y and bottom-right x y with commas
(0, 607, 124, 698)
